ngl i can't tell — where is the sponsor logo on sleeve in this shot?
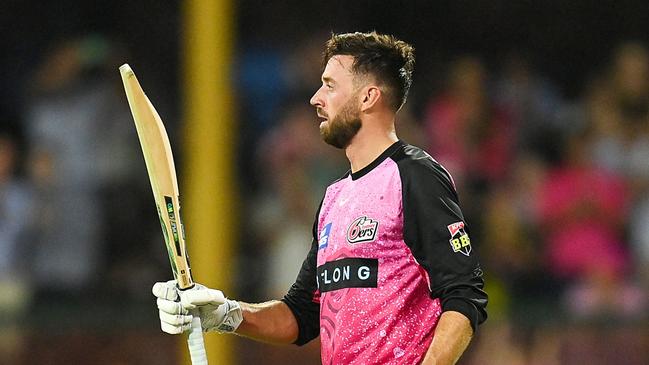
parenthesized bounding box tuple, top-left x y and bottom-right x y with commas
(346, 216, 379, 244)
(447, 221, 472, 256)
(318, 222, 332, 250)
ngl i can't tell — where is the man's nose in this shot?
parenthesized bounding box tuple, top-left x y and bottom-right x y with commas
(310, 87, 323, 107)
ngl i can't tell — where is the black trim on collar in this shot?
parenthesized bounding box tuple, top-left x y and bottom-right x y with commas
(350, 140, 404, 181)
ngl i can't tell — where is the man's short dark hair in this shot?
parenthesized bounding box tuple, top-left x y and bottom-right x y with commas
(323, 31, 415, 111)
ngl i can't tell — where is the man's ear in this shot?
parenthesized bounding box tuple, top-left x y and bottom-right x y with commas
(360, 85, 381, 112)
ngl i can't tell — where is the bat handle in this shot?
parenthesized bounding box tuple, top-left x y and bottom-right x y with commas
(187, 312, 208, 365)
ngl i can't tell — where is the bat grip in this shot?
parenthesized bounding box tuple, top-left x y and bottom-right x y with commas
(187, 312, 208, 365)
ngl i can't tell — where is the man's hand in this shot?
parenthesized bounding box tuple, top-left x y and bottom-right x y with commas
(152, 280, 243, 334)
(152, 280, 193, 334)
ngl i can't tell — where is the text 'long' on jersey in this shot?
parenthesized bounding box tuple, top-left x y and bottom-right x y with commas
(282, 141, 488, 365)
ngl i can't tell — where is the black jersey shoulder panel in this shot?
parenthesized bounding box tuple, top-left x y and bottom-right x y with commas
(391, 142, 488, 332)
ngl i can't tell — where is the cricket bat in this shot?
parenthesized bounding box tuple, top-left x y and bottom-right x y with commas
(119, 64, 207, 365)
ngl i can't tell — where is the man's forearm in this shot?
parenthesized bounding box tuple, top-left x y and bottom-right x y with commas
(421, 311, 473, 365)
(235, 300, 299, 345)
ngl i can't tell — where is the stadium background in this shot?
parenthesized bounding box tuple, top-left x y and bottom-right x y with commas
(1, 0, 648, 363)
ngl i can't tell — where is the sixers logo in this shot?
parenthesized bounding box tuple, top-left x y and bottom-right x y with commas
(347, 216, 379, 244)
(448, 221, 471, 256)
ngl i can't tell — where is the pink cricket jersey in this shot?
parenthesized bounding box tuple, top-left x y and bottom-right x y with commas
(282, 141, 487, 364)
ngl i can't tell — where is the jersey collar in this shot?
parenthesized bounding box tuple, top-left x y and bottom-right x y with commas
(350, 140, 404, 181)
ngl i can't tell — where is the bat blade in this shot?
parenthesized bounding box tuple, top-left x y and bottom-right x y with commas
(120, 64, 207, 365)
(119, 64, 193, 290)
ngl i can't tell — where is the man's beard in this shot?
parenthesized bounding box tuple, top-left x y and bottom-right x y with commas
(319, 97, 362, 149)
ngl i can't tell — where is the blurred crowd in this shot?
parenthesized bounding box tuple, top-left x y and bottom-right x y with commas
(0, 35, 171, 362)
(1, 32, 648, 364)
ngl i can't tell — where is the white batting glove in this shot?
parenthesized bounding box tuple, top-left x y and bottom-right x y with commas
(180, 283, 243, 333)
(152, 280, 243, 334)
(152, 280, 193, 334)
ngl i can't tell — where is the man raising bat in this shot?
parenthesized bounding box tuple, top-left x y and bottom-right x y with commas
(153, 31, 487, 365)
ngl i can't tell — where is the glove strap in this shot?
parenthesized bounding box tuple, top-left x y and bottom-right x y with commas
(213, 300, 243, 333)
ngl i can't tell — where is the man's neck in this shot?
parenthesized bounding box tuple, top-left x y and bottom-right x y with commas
(345, 123, 398, 174)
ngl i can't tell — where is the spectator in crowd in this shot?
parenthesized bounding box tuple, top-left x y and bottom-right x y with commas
(0, 123, 33, 362)
(24, 35, 147, 297)
(590, 42, 649, 179)
(481, 155, 550, 318)
(535, 129, 642, 319)
(423, 56, 513, 193)
(605, 43, 649, 289)
(494, 52, 564, 159)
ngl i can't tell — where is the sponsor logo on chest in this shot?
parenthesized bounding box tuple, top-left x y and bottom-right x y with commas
(346, 216, 379, 244)
(316, 257, 379, 292)
(318, 222, 332, 250)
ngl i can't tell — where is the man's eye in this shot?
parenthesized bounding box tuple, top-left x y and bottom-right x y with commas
(326, 84, 333, 89)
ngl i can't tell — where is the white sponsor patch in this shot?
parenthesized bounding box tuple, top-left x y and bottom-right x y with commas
(346, 216, 379, 244)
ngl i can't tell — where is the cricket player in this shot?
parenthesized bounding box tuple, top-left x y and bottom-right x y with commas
(153, 31, 487, 365)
